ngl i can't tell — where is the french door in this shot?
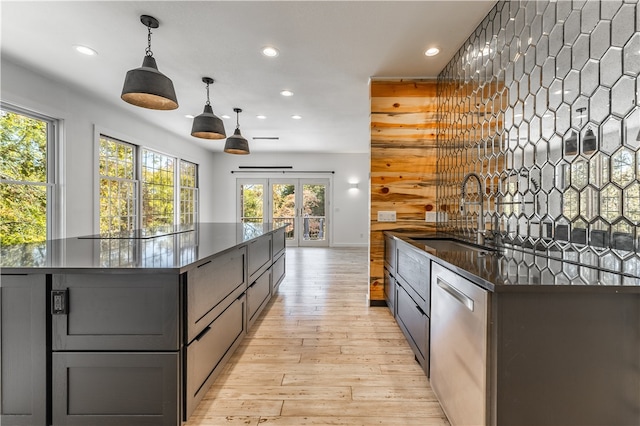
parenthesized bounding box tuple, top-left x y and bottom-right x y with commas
(238, 178, 330, 247)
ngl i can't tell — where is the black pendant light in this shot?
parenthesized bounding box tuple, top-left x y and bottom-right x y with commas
(582, 127, 597, 154)
(224, 108, 250, 155)
(191, 77, 226, 139)
(121, 15, 178, 110)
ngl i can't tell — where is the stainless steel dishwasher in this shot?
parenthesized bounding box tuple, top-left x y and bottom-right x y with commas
(430, 262, 489, 426)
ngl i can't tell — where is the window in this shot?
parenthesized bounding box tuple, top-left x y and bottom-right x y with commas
(99, 136, 136, 234)
(98, 135, 198, 232)
(0, 105, 56, 244)
(179, 160, 198, 224)
(141, 149, 175, 228)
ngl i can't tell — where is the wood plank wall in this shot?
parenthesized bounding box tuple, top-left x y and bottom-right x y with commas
(369, 79, 439, 302)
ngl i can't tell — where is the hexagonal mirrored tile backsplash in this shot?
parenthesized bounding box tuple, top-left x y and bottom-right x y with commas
(437, 0, 640, 282)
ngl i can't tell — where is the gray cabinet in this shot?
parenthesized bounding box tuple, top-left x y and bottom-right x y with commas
(185, 294, 246, 418)
(248, 234, 272, 282)
(247, 268, 271, 328)
(271, 252, 286, 293)
(273, 227, 286, 259)
(0, 274, 47, 426)
(52, 273, 180, 351)
(186, 246, 246, 343)
(395, 281, 429, 375)
(393, 239, 431, 375)
(383, 233, 396, 315)
(396, 239, 430, 315)
(52, 352, 179, 426)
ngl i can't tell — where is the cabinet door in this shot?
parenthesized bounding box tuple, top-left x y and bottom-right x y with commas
(395, 282, 429, 375)
(384, 234, 396, 274)
(396, 240, 431, 314)
(187, 246, 246, 343)
(185, 294, 246, 418)
(52, 352, 179, 426)
(271, 252, 286, 293)
(273, 228, 286, 259)
(384, 268, 395, 317)
(52, 273, 180, 351)
(248, 234, 272, 281)
(0, 274, 47, 426)
(247, 268, 271, 328)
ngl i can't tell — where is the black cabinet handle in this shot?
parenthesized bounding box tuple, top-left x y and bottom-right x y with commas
(415, 304, 427, 317)
(51, 289, 69, 315)
(195, 326, 212, 341)
(197, 260, 212, 268)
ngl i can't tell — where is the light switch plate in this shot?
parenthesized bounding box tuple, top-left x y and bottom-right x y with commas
(377, 211, 396, 222)
(425, 212, 437, 222)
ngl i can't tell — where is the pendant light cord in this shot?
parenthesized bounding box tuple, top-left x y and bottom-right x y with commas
(205, 82, 211, 106)
(145, 25, 153, 57)
(236, 110, 240, 129)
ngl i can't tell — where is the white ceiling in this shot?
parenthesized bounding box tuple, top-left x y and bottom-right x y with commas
(1, 1, 496, 154)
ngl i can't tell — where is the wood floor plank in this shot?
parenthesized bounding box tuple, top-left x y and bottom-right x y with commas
(185, 247, 449, 426)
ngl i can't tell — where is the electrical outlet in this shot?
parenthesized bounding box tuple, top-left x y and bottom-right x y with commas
(377, 211, 396, 222)
(425, 212, 437, 222)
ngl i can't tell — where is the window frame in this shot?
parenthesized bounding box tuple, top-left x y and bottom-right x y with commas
(95, 129, 199, 233)
(0, 102, 59, 242)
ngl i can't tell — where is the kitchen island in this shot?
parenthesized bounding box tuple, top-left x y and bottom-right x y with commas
(0, 223, 286, 426)
(385, 231, 640, 426)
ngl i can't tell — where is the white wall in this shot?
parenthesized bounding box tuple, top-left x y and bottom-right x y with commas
(209, 152, 370, 247)
(1, 59, 370, 245)
(1, 58, 218, 238)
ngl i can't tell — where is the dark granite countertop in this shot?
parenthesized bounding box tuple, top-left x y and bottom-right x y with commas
(0, 223, 285, 273)
(386, 231, 640, 292)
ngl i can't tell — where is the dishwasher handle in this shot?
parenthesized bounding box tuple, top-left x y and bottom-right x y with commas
(436, 277, 474, 312)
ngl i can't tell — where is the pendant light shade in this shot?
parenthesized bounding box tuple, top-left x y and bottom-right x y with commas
(191, 77, 226, 139)
(121, 15, 178, 110)
(582, 127, 597, 154)
(224, 108, 250, 155)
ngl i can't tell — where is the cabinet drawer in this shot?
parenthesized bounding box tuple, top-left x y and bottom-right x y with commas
(187, 246, 246, 342)
(248, 234, 272, 280)
(52, 273, 179, 351)
(52, 352, 179, 426)
(186, 294, 246, 418)
(396, 282, 429, 374)
(272, 253, 286, 293)
(384, 268, 395, 317)
(1, 274, 47, 425)
(273, 228, 286, 258)
(396, 240, 431, 310)
(384, 234, 396, 274)
(248, 269, 271, 327)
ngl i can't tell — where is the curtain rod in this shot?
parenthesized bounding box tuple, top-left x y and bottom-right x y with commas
(231, 170, 335, 174)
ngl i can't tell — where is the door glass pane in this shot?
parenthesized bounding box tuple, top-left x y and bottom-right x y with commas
(272, 183, 295, 239)
(240, 183, 264, 224)
(302, 184, 326, 241)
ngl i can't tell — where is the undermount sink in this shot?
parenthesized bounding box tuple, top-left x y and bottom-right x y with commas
(409, 238, 493, 254)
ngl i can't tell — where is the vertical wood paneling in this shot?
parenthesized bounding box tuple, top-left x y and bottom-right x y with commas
(369, 80, 439, 302)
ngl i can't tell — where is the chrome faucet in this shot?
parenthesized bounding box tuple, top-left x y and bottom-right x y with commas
(461, 172, 486, 245)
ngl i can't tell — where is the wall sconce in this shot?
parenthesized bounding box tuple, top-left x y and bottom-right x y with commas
(349, 182, 359, 189)
(121, 15, 178, 110)
(191, 77, 226, 140)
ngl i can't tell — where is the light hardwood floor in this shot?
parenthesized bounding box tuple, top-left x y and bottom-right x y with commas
(185, 247, 449, 426)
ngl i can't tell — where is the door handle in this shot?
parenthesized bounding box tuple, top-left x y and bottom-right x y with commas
(436, 277, 474, 311)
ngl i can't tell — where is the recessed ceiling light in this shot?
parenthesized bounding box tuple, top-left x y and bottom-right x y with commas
(262, 46, 279, 57)
(221, 114, 231, 119)
(257, 115, 267, 119)
(424, 47, 440, 57)
(185, 114, 195, 119)
(291, 115, 302, 120)
(73, 45, 97, 56)
(280, 90, 294, 97)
